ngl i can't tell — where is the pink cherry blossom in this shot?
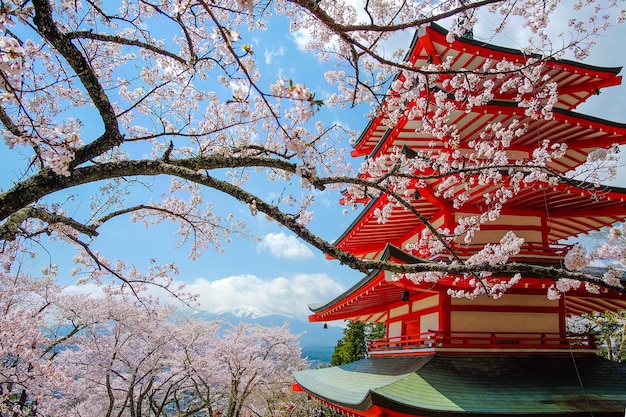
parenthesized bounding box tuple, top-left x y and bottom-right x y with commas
(0, 0, 624, 338)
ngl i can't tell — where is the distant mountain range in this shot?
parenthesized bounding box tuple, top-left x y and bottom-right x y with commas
(188, 311, 344, 366)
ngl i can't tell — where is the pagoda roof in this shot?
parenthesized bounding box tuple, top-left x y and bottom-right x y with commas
(354, 23, 622, 158)
(354, 20, 625, 159)
(335, 180, 626, 259)
(410, 23, 622, 78)
(352, 100, 626, 163)
(309, 245, 626, 323)
(293, 355, 626, 417)
(310, 245, 423, 322)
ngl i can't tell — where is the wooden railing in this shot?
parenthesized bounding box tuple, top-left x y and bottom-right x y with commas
(367, 332, 437, 352)
(367, 331, 596, 353)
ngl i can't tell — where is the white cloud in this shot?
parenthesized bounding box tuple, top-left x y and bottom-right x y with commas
(260, 232, 314, 260)
(290, 28, 344, 56)
(61, 280, 186, 305)
(62, 282, 106, 298)
(292, 28, 313, 51)
(60, 272, 346, 321)
(264, 46, 285, 64)
(186, 273, 344, 320)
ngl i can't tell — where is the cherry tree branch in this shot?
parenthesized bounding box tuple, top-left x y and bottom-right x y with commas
(290, 0, 504, 34)
(287, 0, 536, 78)
(153, 161, 625, 293)
(0, 206, 99, 241)
(32, 0, 124, 166)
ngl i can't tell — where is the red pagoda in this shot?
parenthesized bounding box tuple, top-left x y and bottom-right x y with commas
(293, 24, 626, 417)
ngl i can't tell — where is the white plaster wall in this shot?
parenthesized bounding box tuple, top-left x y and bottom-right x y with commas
(450, 311, 559, 333)
(412, 294, 439, 312)
(389, 304, 409, 318)
(388, 321, 403, 339)
(420, 312, 439, 333)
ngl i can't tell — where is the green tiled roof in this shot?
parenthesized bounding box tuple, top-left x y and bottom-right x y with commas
(294, 357, 433, 409)
(293, 355, 626, 416)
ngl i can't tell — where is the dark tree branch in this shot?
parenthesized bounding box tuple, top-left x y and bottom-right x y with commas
(0, 206, 99, 241)
(32, 0, 124, 166)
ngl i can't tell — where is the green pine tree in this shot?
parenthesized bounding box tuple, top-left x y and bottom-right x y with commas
(581, 310, 626, 362)
(330, 321, 386, 366)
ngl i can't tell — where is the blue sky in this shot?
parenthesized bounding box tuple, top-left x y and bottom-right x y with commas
(0, 11, 368, 330)
(2, 4, 626, 341)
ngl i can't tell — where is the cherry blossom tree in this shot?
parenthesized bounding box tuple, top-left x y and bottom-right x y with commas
(210, 322, 306, 417)
(1, 0, 625, 302)
(52, 312, 305, 417)
(0, 256, 307, 417)
(0, 269, 67, 417)
(52, 299, 196, 416)
(568, 309, 626, 362)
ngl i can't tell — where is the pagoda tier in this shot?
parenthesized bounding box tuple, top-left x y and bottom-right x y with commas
(411, 24, 621, 110)
(309, 245, 626, 325)
(353, 101, 626, 170)
(353, 23, 623, 158)
(336, 179, 626, 261)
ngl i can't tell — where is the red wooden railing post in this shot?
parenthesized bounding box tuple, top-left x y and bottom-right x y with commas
(366, 331, 596, 354)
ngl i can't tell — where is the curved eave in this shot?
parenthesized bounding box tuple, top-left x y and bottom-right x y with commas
(310, 245, 423, 322)
(334, 180, 626, 259)
(566, 290, 626, 317)
(333, 191, 437, 258)
(353, 22, 623, 157)
(355, 100, 626, 162)
(420, 23, 622, 76)
(310, 257, 626, 323)
(415, 23, 622, 111)
(312, 238, 626, 324)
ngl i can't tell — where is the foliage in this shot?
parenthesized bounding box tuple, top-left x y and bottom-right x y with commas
(330, 321, 385, 366)
(0, 272, 67, 417)
(0, 0, 624, 303)
(591, 223, 626, 274)
(0, 267, 307, 417)
(574, 310, 626, 362)
(568, 224, 626, 361)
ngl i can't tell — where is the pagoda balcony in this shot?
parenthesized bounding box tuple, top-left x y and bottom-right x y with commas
(367, 331, 597, 356)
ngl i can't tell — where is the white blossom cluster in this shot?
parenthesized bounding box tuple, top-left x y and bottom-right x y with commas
(447, 273, 522, 300)
(564, 243, 590, 271)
